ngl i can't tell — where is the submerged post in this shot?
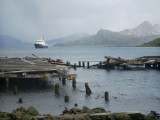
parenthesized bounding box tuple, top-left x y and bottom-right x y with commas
(66, 61, 70, 66)
(158, 63, 160, 70)
(79, 61, 81, 67)
(64, 95, 69, 102)
(105, 91, 109, 101)
(19, 98, 23, 103)
(85, 83, 92, 95)
(5, 78, 9, 88)
(43, 74, 47, 81)
(62, 77, 66, 85)
(74, 63, 77, 70)
(14, 86, 18, 95)
(59, 76, 62, 81)
(87, 62, 90, 69)
(83, 61, 85, 67)
(55, 83, 59, 95)
(72, 77, 76, 88)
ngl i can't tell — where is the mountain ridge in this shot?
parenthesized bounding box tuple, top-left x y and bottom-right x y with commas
(54, 21, 160, 47)
(0, 35, 32, 47)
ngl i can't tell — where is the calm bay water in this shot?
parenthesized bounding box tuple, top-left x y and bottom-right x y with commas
(0, 46, 160, 115)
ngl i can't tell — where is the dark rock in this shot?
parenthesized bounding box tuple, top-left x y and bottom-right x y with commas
(91, 107, 106, 113)
(69, 108, 82, 114)
(27, 106, 39, 116)
(147, 111, 160, 120)
(45, 114, 54, 120)
(82, 106, 91, 113)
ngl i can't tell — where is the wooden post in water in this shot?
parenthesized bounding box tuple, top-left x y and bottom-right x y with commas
(85, 83, 92, 95)
(83, 61, 85, 67)
(145, 63, 151, 68)
(79, 61, 81, 67)
(55, 83, 59, 95)
(59, 76, 62, 81)
(74, 63, 77, 70)
(64, 95, 69, 102)
(62, 77, 66, 85)
(87, 62, 90, 69)
(66, 61, 70, 66)
(19, 98, 23, 103)
(43, 74, 47, 81)
(72, 77, 76, 88)
(5, 78, 9, 88)
(98, 61, 102, 68)
(158, 63, 160, 70)
(14, 86, 18, 95)
(105, 91, 109, 101)
(153, 63, 157, 69)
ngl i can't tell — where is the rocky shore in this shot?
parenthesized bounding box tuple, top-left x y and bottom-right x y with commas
(0, 106, 160, 120)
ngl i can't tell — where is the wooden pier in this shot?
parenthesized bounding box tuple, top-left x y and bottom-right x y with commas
(0, 57, 67, 79)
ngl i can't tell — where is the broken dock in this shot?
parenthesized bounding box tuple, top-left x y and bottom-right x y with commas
(0, 57, 67, 79)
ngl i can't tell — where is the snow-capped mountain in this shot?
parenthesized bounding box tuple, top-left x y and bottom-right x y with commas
(120, 21, 160, 36)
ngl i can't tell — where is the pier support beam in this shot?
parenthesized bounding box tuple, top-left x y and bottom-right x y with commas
(158, 63, 160, 70)
(5, 78, 9, 88)
(74, 63, 77, 70)
(72, 77, 76, 88)
(59, 76, 62, 80)
(85, 83, 92, 95)
(83, 61, 85, 67)
(14, 86, 18, 95)
(62, 77, 66, 85)
(87, 62, 90, 69)
(43, 75, 47, 81)
(55, 83, 59, 95)
(153, 64, 157, 69)
(105, 91, 109, 101)
(79, 61, 81, 67)
(145, 63, 151, 68)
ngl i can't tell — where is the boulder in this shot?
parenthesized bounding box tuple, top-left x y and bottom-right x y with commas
(27, 106, 39, 116)
(91, 107, 106, 113)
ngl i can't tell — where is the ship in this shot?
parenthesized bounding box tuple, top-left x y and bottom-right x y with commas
(34, 37, 48, 48)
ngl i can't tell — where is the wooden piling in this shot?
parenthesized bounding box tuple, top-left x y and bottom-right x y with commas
(153, 64, 157, 69)
(85, 83, 92, 95)
(59, 76, 62, 80)
(87, 62, 90, 69)
(158, 63, 160, 70)
(79, 61, 81, 67)
(72, 77, 76, 88)
(5, 78, 9, 88)
(145, 63, 151, 68)
(74, 63, 77, 70)
(83, 61, 85, 67)
(55, 83, 59, 95)
(64, 95, 69, 102)
(14, 86, 18, 95)
(43, 74, 47, 81)
(19, 98, 23, 103)
(66, 61, 70, 66)
(105, 91, 109, 101)
(62, 77, 66, 85)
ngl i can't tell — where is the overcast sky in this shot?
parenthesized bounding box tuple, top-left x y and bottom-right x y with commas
(0, 0, 160, 42)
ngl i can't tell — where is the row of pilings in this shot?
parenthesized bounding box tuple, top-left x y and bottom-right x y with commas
(54, 60, 160, 70)
(2, 76, 109, 103)
(56, 76, 109, 102)
(145, 62, 160, 70)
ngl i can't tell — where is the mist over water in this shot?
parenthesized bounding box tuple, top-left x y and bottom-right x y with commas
(0, 46, 160, 115)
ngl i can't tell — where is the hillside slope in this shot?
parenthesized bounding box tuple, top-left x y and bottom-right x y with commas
(138, 38, 160, 47)
(0, 35, 31, 47)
